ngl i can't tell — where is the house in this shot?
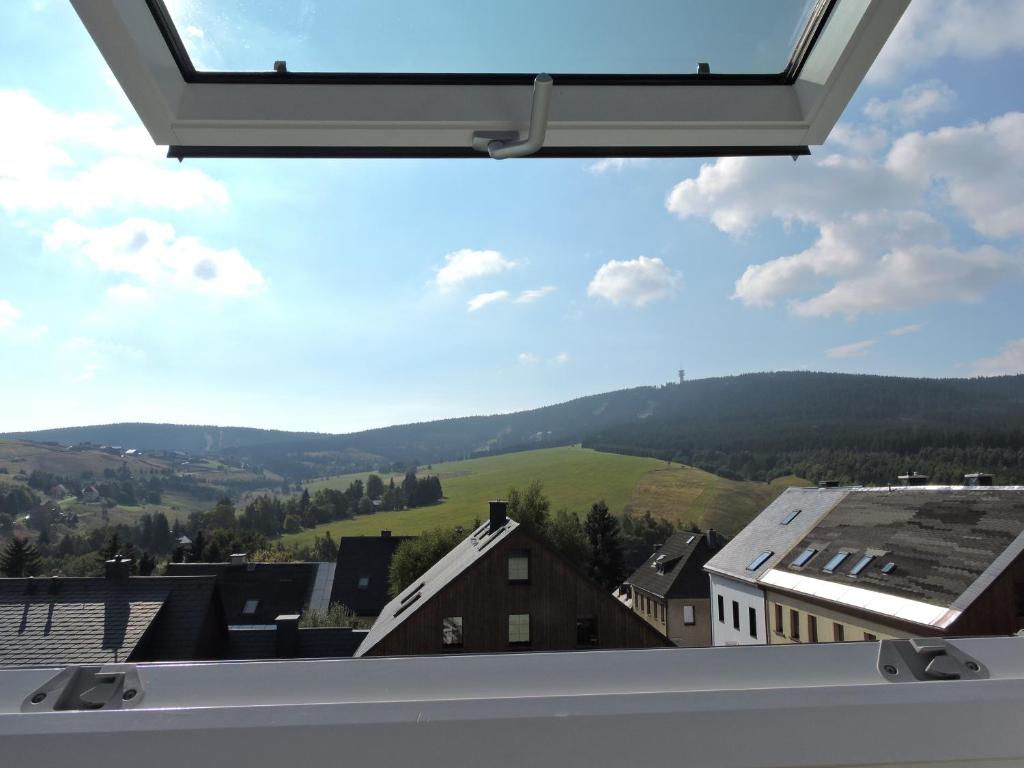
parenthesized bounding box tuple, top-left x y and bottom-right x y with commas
(760, 483, 1024, 644)
(167, 554, 335, 628)
(703, 485, 849, 645)
(224, 613, 367, 660)
(330, 531, 413, 617)
(622, 529, 724, 647)
(82, 485, 100, 502)
(0, 557, 226, 667)
(355, 502, 669, 657)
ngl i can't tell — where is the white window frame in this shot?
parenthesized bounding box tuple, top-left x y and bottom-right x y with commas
(508, 613, 531, 645)
(683, 605, 696, 625)
(70, 0, 909, 158)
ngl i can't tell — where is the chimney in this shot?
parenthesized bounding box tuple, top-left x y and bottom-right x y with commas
(275, 614, 300, 658)
(489, 499, 508, 531)
(706, 528, 717, 548)
(653, 543, 662, 552)
(898, 472, 929, 487)
(229, 552, 247, 566)
(104, 555, 132, 580)
(380, 530, 391, 538)
(964, 473, 994, 487)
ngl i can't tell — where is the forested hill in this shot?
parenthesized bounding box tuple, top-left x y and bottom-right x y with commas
(6, 372, 1024, 485)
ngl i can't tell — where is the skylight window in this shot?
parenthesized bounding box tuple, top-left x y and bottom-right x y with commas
(791, 548, 817, 568)
(159, 0, 822, 78)
(781, 510, 802, 525)
(686, 535, 696, 544)
(849, 555, 874, 577)
(242, 599, 258, 615)
(747, 551, 773, 571)
(822, 552, 850, 574)
(880, 562, 897, 575)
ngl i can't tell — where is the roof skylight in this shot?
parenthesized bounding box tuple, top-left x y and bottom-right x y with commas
(159, 0, 821, 78)
(791, 548, 817, 568)
(747, 551, 774, 571)
(781, 510, 802, 525)
(822, 552, 850, 574)
(848, 555, 874, 577)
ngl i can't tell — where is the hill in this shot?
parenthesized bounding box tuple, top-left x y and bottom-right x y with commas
(281, 446, 804, 546)
(7, 372, 1024, 485)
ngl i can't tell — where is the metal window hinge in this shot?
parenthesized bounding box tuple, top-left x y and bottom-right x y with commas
(472, 74, 553, 159)
(21, 664, 144, 712)
(878, 638, 989, 682)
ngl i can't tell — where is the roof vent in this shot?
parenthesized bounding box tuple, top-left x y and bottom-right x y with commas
(964, 473, 994, 487)
(489, 499, 508, 532)
(898, 472, 929, 487)
(104, 555, 132, 580)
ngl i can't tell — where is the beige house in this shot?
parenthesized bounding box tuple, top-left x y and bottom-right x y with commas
(622, 530, 724, 647)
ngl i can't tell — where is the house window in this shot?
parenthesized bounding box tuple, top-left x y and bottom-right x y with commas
(357, 576, 370, 590)
(242, 599, 259, 615)
(717, 595, 724, 623)
(808, 614, 818, 643)
(442, 616, 463, 648)
(508, 613, 531, 645)
(507, 550, 530, 582)
(683, 605, 695, 625)
(748, 607, 757, 638)
(864, 632, 877, 642)
(732, 600, 740, 630)
(576, 616, 598, 646)
(790, 609, 800, 640)
(774, 604, 783, 635)
(834, 622, 845, 642)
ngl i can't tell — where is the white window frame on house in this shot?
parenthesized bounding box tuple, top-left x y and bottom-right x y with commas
(508, 613, 531, 646)
(507, 550, 530, 583)
(70, 0, 909, 159)
(683, 605, 696, 625)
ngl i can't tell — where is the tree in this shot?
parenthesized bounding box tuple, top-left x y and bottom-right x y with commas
(548, 508, 590, 568)
(138, 551, 156, 576)
(206, 497, 236, 530)
(0, 537, 42, 577)
(299, 602, 368, 629)
(584, 500, 625, 590)
(366, 474, 385, 500)
(401, 472, 418, 507)
(283, 514, 302, 534)
(0, 512, 13, 535)
(357, 496, 375, 515)
(388, 527, 464, 596)
(311, 531, 338, 562)
(507, 481, 550, 532)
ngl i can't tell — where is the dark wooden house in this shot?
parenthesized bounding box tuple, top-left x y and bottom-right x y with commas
(355, 501, 669, 657)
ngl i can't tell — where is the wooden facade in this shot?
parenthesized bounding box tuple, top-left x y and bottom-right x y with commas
(362, 527, 669, 656)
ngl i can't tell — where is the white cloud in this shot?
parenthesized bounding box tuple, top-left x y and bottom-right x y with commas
(0, 90, 227, 215)
(887, 112, 1024, 239)
(587, 256, 682, 307)
(106, 283, 151, 304)
(46, 218, 264, 297)
(518, 352, 539, 364)
(515, 286, 556, 304)
(0, 299, 21, 329)
(827, 340, 876, 359)
(587, 158, 650, 174)
(970, 339, 1024, 376)
(869, 0, 1024, 82)
(436, 249, 517, 291)
(467, 290, 509, 312)
(667, 112, 1024, 317)
(185, 25, 205, 39)
(887, 323, 925, 337)
(554, 352, 569, 364)
(864, 80, 955, 126)
(71, 364, 99, 385)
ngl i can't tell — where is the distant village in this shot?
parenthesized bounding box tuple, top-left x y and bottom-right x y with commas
(2, 470, 1023, 667)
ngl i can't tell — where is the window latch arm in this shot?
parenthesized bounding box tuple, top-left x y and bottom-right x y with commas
(472, 74, 553, 159)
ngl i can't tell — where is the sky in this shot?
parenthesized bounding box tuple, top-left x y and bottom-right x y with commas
(1, 0, 1023, 434)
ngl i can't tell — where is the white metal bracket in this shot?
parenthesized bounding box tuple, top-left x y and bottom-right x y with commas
(472, 74, 553, 159)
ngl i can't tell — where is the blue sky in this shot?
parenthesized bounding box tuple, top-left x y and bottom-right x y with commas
(1, 0, 1023, 433)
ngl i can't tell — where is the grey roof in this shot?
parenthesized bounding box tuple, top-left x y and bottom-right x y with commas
(774, 487, 1024, 610)
(625, 530, 724, 599)
(225, 626, 367, 660)
(0, 576, 220, 668)
(703, 486, 849, 583)
(354, 518, 519, 657)
(331, 535, 414, 617)
(167, 561, 318, 625)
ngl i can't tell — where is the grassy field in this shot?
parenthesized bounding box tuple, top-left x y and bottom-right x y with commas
(283, 446, 807, 545)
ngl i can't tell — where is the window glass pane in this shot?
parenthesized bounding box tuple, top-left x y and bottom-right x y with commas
(732, 600, 739, 630)
(849, 555, 874, 576)
(357, 576, 369, 589)
(747, 551, 773, 571)
(683, 605, 695, 625)
(748, 607, 757, 638)
(781, 509, 801, 525)
(717, 595, 724, 623)
(442, 616, 463, 647)
(242, 599, 258, 615)
(822, 551, 850, 573)
(163, 0, 819, 76)
(508, 550, 529, 581)
(834, 623, 844, 642)
(790, 609, 800, 640)
(508, 613, 530, 644)
(791, 548, 816, 568)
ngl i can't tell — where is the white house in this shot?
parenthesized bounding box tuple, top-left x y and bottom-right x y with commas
(703, 486, 848, 646)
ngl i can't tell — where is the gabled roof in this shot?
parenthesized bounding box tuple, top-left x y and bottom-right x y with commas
(703, 486, 849, 584)
(166, 562, 319, 625)
(354, 519, 519, 656)
(0, 575, 219, 668)
(331, 534, 414, 617)
(626, 530, 723, 599)
(761, 487, 1024, 628)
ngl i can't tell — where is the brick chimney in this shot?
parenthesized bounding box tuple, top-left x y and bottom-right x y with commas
(489, 499, 508, 531)
(275, 614, 300, 658)
(104, 555, 132, 580)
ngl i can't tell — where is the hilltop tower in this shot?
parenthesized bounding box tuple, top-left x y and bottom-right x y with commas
(678, 369, 686, 384)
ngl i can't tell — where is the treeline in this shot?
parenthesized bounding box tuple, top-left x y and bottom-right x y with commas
(25, 465, 164, 504)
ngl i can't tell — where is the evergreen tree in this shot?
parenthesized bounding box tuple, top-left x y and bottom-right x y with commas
(366, 474, 385, 500)
(0, 537, 42, 577)
(507, 481, 550, 532)
(584, 500, 625, 590)
(138, 552, 156, 576)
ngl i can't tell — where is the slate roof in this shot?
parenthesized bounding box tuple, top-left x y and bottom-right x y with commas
(354, 519, 518, 656)
(331, 534, 413, 616)
(703, 486, 849, 583)
(166, 562, 318, 625)
(0, 575, 220, 668)
(770, 487, 1024, 612)
(626, 530, 724, 599)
